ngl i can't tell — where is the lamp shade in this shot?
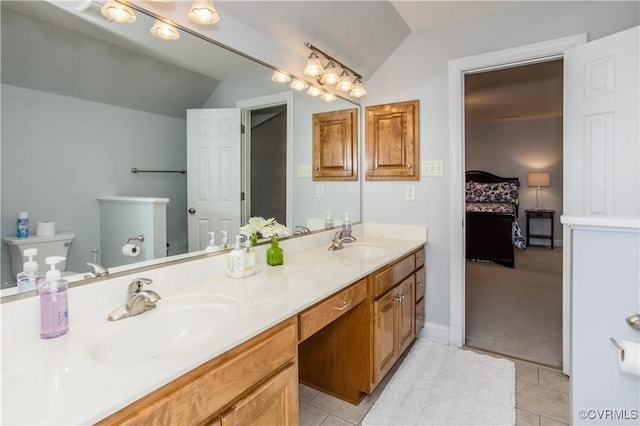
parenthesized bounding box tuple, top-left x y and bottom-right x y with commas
(527, 172, 551, 187)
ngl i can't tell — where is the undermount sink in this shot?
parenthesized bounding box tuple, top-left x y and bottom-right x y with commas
(90, 294, 245, 364)
(333, 243, 390, 260)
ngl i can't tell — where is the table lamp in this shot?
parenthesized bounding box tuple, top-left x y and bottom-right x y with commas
(528, 172, 551, 210)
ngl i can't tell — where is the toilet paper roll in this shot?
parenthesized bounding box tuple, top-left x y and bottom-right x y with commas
(36, 221, 56, 237)
(122, 244, 140, 257)
(619, 340, 640, 376)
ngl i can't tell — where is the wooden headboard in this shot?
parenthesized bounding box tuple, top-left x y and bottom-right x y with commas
(466, 170, 519, 185)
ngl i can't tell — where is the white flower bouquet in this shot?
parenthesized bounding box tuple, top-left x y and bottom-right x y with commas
(240, 217, 291, 244)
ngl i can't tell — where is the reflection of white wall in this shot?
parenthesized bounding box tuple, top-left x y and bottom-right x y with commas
(293, 91, 361, 230)
(465, 117, 563, 245)
(1, 84, 187, 288)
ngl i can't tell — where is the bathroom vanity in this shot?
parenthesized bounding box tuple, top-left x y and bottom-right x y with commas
(0, 224, 426, 425)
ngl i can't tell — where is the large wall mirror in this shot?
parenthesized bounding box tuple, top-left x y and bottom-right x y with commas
(1, 0, 361, 294)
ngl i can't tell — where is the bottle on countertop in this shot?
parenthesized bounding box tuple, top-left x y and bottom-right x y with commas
(205, 232, 222, 252)
(17, 248, 44, 293)
(342, 211, 352, 238)
(228, 235, 246, 274)
(220, 231, 229, 249)
(40, 256, 69, 339)
(244, 239, 257, 273)
(324, 211, 334, 230)
(17, 211, 29, 238)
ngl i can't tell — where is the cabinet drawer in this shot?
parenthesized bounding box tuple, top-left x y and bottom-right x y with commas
(299, 279, 368, 342)
(415, 247, 425, 269)
(415, 266, 426, 302)
(98, 319, 297, 425)
(372, 254, 415, 298)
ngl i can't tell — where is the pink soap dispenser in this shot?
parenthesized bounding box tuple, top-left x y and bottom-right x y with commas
(40, 256, 69, 339)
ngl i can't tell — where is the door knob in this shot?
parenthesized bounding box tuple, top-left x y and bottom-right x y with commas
(188, 207, 196, 214)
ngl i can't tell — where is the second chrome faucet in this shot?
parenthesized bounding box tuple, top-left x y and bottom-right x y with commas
(328, 230, 357, 251)
(107, 278, 161, 321)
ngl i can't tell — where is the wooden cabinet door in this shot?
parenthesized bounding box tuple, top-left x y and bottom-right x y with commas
(365, 100, 419, 181)
(397, 276, 416, 355)
(219, 363, 298, 426)
(373, 289, 399, 383)
(312, 108, 358, 181)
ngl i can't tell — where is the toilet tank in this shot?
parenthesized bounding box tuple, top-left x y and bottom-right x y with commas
(2, 232, 75, 278)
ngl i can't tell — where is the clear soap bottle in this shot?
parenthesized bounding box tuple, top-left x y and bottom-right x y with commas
(17, 248, 43, 293)
(244, 239, 257, 273)
(324, 211, 334, 230)
(342, 212, 352, 238)
(40, 256, 69, 339)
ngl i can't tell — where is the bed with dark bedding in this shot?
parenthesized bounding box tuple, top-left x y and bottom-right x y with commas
(465, 170, 526, 268)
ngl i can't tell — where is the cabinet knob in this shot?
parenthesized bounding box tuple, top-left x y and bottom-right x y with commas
(407, 164, 413, 169)
(333, 301, 351, 311)
(314, 166, 319, 171)
(417, 281, 426, 287)
(395, 295, 406, 303)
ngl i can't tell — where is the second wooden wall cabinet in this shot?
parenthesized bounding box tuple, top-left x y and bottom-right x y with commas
(365, 100, 419, 181)
(312, 108, 358, 181)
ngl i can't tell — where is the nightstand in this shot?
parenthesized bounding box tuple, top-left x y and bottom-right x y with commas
(525, 209, 555, 249)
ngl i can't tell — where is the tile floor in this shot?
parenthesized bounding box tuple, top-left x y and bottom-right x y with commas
(298, 347, 570, 426)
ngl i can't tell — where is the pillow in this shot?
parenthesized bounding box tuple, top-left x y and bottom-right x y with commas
(466, 181, 519, 204)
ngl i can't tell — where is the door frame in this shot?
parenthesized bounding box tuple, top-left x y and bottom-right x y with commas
(236, 92, 294, 229)
(448, 34, 586, 375)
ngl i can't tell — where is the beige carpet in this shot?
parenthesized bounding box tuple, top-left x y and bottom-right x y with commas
(465, 247, 563, 369)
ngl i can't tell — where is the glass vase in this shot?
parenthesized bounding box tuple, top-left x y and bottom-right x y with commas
(266, 237, 283, 266)
(250, 234, 258, 247)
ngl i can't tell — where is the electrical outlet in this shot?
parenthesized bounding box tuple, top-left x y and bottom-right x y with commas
(406, 185, 416, 200)
(422, 160, 444, 177)
(316, 185, 324, 198)
(297, 165, 312, 177)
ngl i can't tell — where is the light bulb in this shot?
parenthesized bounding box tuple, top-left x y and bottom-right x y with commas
(290, 79, 309, 91)
(322, 62, 339, 85)
(321, 92, 337, 102)
(307, 86, 323, 97)
(336, 70, 353, 92)
(271, 71, 291, 83)
(350, 80, 367, 97)
(188, 0, 220, 25)
(101, 0, 136, 23)
(150, 20, 180, 40)
(304, 51, 323, 77)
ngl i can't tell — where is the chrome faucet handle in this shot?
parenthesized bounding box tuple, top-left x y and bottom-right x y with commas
(86, 262, 109, 277)
(333, 230, 344, 241)
(294, 226, 311, 235)
(127, 278, 153, 295)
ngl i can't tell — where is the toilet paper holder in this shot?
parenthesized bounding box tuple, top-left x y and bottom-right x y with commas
(127, 234, 145, 244)
(610, 337, 625, 354)
(609, 313, 640, 357)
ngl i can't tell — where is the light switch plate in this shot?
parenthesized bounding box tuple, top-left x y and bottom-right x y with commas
(422, 160, 444, 176)
(406, 185, 416, 200)
(297, 165, 312, 177)
(316, 185, 324, 198)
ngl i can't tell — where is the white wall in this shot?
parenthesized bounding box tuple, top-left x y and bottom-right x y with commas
(1, 85, 187, 287)
(362, 1, 639, 326)
(466, 117, 563, 245)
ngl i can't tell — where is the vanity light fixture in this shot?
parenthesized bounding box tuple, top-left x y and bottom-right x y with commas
(187, 0, 220, 25)
(290, 79, 309, 91)
(150, 19, 180, 40)
(101, 0, 136, 23)
(303, 42, 365, 97)
(306, 86, 323, 97)
(271, 70, 291, 83)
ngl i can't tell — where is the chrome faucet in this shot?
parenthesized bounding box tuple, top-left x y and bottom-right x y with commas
(107, 278, 161, 321)
(294, 226, 312, 235)
(85, 262, 109, 278)
(328, 230, 357, 251)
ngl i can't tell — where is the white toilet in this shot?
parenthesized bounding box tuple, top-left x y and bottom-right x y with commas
(3, 232, 75, 278)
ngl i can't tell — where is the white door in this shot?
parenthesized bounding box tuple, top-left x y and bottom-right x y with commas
(563, 26, 639, 421)
(187, 109, 242, 251)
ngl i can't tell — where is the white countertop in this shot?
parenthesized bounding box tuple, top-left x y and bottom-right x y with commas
(0, 223, 426, 425)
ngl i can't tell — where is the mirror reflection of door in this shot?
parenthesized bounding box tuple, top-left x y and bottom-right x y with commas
(247, 105, 288, 225)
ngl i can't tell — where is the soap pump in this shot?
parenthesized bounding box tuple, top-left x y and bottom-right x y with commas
(17, 248, 43, 293)
(244, 238, 256, 273)
(342, 211, 352, 238)
(228, 235, 246, 274)
(206, 232, 221, 252)
(221, 231, 229, 249)
(40, 256, 69, 339)
(324, 211, 334, 230)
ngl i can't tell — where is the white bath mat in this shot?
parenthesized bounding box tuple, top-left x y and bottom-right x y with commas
(362, 339, 515, 425)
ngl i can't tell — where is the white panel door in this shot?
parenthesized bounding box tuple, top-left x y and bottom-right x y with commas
(564, 26, 639, 217)
(187, 109, 241, 251)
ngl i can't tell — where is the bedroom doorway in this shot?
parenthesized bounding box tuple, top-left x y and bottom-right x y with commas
(462, 60, 564, 369)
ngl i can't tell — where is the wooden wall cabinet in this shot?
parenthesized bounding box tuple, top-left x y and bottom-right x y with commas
(312, 108, 358, 181)
(365, 100, 419, 181)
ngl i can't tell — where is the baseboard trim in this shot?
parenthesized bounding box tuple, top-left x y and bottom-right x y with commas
(420, 322, 450, 344)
